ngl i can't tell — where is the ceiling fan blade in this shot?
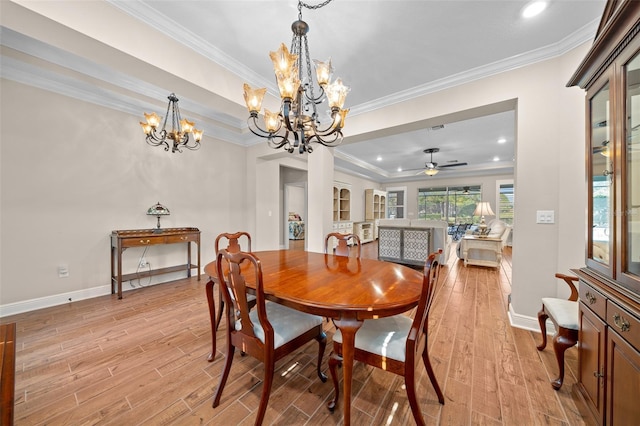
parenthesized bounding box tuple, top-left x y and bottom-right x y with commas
(438, 162, 468, 168)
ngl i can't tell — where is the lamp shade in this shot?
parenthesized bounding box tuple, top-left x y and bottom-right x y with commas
(473, 202, 495, 217)
(147, 202, 170, 216)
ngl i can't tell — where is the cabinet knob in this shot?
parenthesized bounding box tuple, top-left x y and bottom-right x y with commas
(593, 370, 604, 378)
(613, 313, 630, 332)
(140, 239, 150, 244)
(585, 292, 597, 304)
(180, 236, 188, 240)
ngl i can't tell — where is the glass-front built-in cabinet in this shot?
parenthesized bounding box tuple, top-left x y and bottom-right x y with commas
(586, 32, 640, 296)
(569, 2, 640, 424)
(624, 52, 640, 286)
(589, 81, 611, 272)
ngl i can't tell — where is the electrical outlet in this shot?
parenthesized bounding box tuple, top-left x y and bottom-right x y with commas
(139, 259, 148, 268)
(58, 264, 69, 278)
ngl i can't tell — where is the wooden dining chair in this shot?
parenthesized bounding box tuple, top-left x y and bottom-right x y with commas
(205, 231, 256, 362)
(327, 250, 445, 424)
(324, 232, 361, 258)
(536, 273, 579, 390)
(213, 248, 327, 425)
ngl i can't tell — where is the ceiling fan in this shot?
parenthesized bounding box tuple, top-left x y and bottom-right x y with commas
(413, 148, 468, 176)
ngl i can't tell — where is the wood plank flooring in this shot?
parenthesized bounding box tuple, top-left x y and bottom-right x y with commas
(1, 241, 587, 425)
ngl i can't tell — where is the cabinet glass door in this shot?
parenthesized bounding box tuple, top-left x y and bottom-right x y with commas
(625, 51, 640, 281)
(589, 81, 612, 272)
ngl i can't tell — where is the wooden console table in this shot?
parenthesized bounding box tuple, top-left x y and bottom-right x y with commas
(110, 227, 201, 299)
(461, 235, 503, 268)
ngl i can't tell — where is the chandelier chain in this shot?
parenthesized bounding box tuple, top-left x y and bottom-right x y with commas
(302, 35, 318, 120)
(298, 0, 334, 18)
(299, 0, 334, 10)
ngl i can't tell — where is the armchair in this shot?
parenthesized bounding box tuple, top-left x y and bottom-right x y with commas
(536, 273, 579, 390)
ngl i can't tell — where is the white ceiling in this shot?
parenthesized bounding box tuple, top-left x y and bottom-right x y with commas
(0, 0, 606, 182)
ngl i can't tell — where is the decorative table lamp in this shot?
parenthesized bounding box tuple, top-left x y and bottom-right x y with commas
(473, 201, 495, 236)
(147, 202, 170, 233)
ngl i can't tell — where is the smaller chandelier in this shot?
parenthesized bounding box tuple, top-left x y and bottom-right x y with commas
(243, 0, 349, 154)
(140, 93, 203, 153)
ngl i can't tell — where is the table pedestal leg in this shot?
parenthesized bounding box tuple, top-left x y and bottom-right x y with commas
(333, 317, 363, 426)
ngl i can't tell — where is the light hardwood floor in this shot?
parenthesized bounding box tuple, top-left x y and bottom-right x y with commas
(1, 241, 587, 425)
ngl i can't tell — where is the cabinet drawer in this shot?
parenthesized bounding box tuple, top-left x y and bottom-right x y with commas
(121, 236, 165, 247)
(607, 300, 640, 350)
(165, 233, 198, 244)
(579, 280, 607, 319)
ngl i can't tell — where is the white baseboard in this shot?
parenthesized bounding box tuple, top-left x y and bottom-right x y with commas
(0, 274, 183, 317)
(508, 302, 556, 335)
(0, 285, 111, 317)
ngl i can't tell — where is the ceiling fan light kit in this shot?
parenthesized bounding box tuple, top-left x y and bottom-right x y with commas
(416, 148, 468, 176)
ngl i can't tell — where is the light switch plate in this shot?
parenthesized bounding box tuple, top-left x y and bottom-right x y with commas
(536, 210, 555, 224)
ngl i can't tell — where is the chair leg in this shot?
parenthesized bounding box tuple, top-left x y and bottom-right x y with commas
(405, 371, 427, 426)
(255, 359, 275, 425)
(537, 308, 548, 351)
(422, 348, 445, 404)
(316, 331, 328, 382)
(205, 279, 217, 362)
(551, 331, 577, 390)
(327, 352, 342, 412)
(212, 344, 235, 407)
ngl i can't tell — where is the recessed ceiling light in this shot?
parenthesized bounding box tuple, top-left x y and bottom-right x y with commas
(498, 138, 507, 144)
(376, 156, 382, 161)
(522, 1, 547, 18)
(493, 156, 500, 162)
(397, 167, 403, 172)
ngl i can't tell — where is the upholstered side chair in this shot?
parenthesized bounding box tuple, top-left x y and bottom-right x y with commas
(212, 248, 327, 425)
(327, 250, 445, 425)
(536, 272, 579, 390)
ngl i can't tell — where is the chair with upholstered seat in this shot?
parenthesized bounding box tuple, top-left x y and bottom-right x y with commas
(536, 273, 579, 390)
(205, 231, 257, 361)
(324, 232, 361, 257)
(327, 250, 445, 424)
(212, 248, 327, 425)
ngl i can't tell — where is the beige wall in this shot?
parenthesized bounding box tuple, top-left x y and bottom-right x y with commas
(0, 80, 248, 312)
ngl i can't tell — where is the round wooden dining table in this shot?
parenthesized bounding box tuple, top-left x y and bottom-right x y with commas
(204, 249, 424, 425)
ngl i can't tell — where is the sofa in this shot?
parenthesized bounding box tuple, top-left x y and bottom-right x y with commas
(377, 219, 452, 266)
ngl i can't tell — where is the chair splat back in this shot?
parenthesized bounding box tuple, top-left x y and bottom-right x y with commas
(207, 231, 255, 362)
(407, 251, 440, 366)
(215, 231, 251, 255)
(216, 249, 262, 344)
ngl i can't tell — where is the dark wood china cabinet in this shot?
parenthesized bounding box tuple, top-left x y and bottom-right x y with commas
(568, 1, 640, 424)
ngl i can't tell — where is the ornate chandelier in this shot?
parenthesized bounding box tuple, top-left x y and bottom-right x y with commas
(243, 0, 349, 154)
(140, 93, 203, 153)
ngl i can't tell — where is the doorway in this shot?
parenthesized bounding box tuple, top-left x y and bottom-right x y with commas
(283, 181, 307, 249)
